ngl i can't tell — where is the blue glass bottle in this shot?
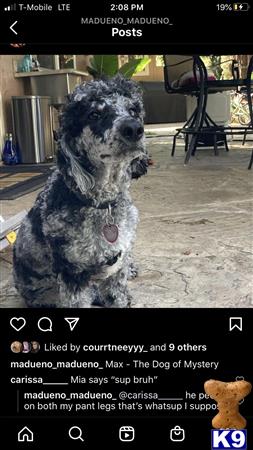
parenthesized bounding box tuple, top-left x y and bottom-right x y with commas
(2, 133, 9, 162)
(2, 133, 18, 165)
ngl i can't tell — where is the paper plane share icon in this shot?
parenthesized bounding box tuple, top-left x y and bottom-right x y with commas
(64, 317, 80, 331)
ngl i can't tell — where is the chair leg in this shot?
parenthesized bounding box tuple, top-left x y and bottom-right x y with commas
(191, 140, 197, 156)
(185, 108, 198, 129)
(185, 134, 189, 153)
(242, 129, 247, 146)
(184, 134, 198, 164)
(248, 149, 253, 169)
(214, 134, 219, 156)
(171, 133, 178, 156)
(224, 134, 229, 152)
(245, 56, 253, 166)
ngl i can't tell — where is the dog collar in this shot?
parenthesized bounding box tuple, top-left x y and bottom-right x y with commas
(81, 198, 118, 210)
(102, 203, 119, 244)
(80, 196, 120, 244)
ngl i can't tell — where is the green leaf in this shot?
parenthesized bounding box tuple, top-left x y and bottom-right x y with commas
(88, 55, 119, 78)
(118, 57, 151, 78)
(87, 66, 98, 78)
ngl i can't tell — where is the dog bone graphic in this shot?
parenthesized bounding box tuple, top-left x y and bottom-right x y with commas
(10, 317, 26, 331)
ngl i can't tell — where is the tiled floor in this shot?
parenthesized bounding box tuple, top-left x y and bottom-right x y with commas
(1, 136, 253, 308)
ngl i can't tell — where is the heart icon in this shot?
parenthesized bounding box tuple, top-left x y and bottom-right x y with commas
(235, 376, 245, 381)
(10, 317, 26, 332)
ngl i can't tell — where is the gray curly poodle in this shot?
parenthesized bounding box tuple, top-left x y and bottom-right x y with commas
(13, 75, 148, 307)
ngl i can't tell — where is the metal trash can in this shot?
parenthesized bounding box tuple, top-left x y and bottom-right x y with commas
(12, 96, 54, 163)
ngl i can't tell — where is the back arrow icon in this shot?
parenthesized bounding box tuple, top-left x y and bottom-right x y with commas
(10, 21, 18, 35)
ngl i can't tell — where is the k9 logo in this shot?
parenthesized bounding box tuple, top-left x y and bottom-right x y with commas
(211, 430, 247, 449)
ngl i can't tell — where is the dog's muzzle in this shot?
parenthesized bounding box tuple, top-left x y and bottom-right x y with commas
(119, 119, 144, 144)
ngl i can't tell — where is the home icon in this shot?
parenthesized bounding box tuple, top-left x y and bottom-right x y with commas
(18, 426, 34, 442)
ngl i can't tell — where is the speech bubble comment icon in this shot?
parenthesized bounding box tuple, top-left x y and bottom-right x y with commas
(37, 317, 53, 332)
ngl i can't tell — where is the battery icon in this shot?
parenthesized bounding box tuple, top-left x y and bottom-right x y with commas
(233, 3, 250, 10)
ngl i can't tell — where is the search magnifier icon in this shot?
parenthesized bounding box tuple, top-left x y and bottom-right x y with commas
(68, 426, 84, 442)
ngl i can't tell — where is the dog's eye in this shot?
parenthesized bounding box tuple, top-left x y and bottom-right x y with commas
(129, 108, 138, 117)
(88, 111, 101, 120)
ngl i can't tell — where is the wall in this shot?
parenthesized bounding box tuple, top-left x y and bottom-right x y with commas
(0, 54, 196, 147)
(233, 54, 252, 78)
(75, 55, 193, 83)
(137, 56, 192, 123)
(132, 55, 161, 81)
(76, 55, 91, 74)
(0, 55, 28, 149)
(70, 54, 192, 123)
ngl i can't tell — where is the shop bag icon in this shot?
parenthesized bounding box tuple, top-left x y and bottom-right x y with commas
(170, 425, 185, 442)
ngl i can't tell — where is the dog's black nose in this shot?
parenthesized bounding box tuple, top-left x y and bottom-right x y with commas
(119, 119, 144, 143)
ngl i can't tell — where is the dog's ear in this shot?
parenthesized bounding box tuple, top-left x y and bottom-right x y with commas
(59, 98, 89, 139)
(130, 154, 149, 179)
(58, 137, 95, 194)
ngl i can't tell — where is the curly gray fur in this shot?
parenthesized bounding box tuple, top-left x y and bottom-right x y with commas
(13, 75, 148, 308)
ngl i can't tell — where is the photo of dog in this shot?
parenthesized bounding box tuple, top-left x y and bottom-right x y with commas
(1, 54, 252, 309)
(13, 75, 148, 308)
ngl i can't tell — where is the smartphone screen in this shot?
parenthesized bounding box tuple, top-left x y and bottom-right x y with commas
(0, 1, 252, 448)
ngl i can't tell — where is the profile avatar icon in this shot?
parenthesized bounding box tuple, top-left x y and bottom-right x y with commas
(30, 341, 40, 354)
(11, 341, 23, 353)
(22, 341, 31, 353)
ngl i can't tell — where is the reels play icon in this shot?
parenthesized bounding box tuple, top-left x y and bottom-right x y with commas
(119, 426, 135, 442)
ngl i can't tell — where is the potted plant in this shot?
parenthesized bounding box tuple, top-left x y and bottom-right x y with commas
(87, 55, 151, 79)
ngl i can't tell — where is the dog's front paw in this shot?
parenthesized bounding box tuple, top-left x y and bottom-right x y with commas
(91, 290, 132, 308)
(90, 254, 124, 282)
(128, 262, 139, 279)
(109, 291, 132, 308)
